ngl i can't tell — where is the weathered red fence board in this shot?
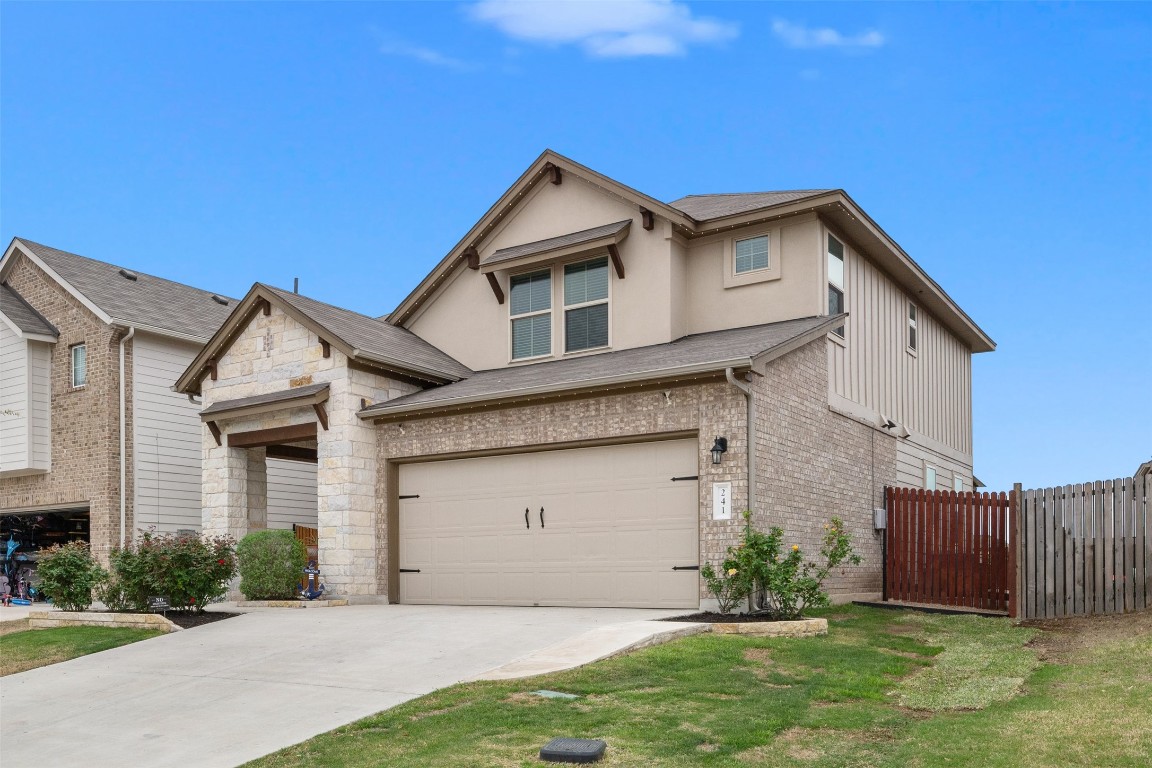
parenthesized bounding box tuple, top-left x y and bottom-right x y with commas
(884, 488, 1011, 613)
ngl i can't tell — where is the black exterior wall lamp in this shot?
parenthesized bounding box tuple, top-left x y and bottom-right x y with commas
(710, 436, 728, 465)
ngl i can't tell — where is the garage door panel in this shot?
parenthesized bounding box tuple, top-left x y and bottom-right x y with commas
(399, 439, 699, 608)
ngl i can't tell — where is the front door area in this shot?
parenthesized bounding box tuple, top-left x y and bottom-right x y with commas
(397, 439, 700, 608)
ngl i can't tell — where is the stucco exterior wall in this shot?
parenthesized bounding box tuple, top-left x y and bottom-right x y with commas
(0, 254, 131, 562)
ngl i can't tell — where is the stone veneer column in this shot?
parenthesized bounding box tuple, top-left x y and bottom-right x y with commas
(315, 376, 378, 600)
(201, 436, 251, 543)
(245, 447, 268, 532)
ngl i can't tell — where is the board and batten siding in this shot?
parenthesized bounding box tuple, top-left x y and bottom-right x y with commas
(0, 322, 51, 475)
(132, 332, 317, 534)
(824, 224, 975, 485)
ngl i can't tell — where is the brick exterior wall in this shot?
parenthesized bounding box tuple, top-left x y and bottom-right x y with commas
(374, 381, 749, 599)
(753, 338, 895, 599)
(373, 336, 891, 604)
(0, 254, 134, 563)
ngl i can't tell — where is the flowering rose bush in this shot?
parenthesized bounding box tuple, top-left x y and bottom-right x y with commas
(701, 512, 861, 619)
(36, 541, 107, 611)
(104, 530, 237, 613)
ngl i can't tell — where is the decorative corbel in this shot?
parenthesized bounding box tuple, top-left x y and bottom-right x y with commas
(206, 420, 222, 447)
(463, 246, 480, 270)
(313, 402, 329, 431)
(607, 243, 625, 280)
(545, 162, 562, 185)
(640, 208, 655, 231)
(320, 339, 331, 359)
(485, 273, 505, 304)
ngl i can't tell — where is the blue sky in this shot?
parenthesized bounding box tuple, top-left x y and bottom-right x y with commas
(2, 2, 1149, 489)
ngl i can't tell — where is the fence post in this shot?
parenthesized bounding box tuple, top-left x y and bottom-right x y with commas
(1010, 483, 1022, 619)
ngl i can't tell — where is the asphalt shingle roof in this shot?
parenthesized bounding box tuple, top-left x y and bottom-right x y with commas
(483, 220, 631, 267)
(13, 238, 235, 340)
(200, 382, 330, 417)
(362, 315, 836, 416)
(262, 285, 472, 381)
(669, 191, 833, 221)
(0, 283, 59, 337)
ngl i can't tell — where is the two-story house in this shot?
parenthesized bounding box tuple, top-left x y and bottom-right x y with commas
(0, 239, 318, 565)
(175, 150, 995, 610)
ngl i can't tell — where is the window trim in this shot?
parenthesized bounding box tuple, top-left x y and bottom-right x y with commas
(907, 302, 918, 356)
(723, 227, 782, 288)
(562, 256, 611, 355)
(827, 232, 846, 338)
(508, 269, 553, 362)
(507, 255, 616, 363)
(70, 343, 87, 389)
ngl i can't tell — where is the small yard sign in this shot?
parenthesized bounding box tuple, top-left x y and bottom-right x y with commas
(148, 596, 171, 612)
(712, 482, 732, 520)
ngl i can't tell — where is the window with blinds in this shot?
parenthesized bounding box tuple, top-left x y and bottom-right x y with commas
(734, 235, 769, 273)
(564, 257, 609, 353)
(71, 343, 87, 388)
(827, 234, 845, 337)
(510, 270, 551, 359)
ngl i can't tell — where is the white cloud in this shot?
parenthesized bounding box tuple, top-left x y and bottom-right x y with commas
(468, 0, 738, 58)
(771, 19, 885, 50)
(376, 35, 474, 71)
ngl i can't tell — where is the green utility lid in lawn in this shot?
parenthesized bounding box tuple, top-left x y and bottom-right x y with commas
(539, 737, 606, 764)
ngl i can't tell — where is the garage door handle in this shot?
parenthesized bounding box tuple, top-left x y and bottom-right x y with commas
(525, 508, 530, 529)
(539, 507, 545, 528)
(671, 476, 699, 482)
(672, 565, 700, 571)
(399, 569, 420, 573)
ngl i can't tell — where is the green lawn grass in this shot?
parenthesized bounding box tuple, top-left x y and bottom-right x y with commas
(0, 625, 164, 675)
(244, 605, 1152, 768)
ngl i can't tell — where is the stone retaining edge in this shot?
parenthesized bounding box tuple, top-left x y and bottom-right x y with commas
(28, 611, 181, 633)
(709, 617, 828, 637)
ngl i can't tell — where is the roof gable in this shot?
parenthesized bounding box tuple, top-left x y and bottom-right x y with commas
(176, 283, 470, 395)
(1, 238, 235, 341)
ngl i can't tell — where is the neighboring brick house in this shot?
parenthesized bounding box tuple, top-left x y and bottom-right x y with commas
(176, 150, 995, 610)
(0, 239, 317, 565)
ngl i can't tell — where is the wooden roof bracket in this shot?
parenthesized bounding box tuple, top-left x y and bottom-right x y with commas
(463, 246, 480, 270)
(607, 243, 625, 280)
(206, 420, 222, 446)
(546, 162, 562, 185)
(312, 401, 329, 431)
(640, 208, 655, 231)
(320, 339, 331, 359)
(208, 359, 218, 381)
(259, 298, 271, 316)
(485, 272, 505, 304)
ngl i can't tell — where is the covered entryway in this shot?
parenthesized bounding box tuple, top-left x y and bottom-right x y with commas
(398, 438, 700, 608)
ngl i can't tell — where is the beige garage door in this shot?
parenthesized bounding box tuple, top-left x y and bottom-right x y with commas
(398, 439, 699, 608)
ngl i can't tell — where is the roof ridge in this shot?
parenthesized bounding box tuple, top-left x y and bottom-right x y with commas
(15, 237, 236, 302)
(671, 189, 832, 200)
(261, 283, 393, 326)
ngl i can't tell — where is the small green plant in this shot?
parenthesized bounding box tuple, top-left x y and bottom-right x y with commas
(702, 513, 862, 619)
(106, 530, 237, 613)
(35, 541, 106, 612)
(236, 529, 307, 600)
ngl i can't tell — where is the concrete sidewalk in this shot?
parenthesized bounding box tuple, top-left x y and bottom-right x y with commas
(0, 604, 701, 768)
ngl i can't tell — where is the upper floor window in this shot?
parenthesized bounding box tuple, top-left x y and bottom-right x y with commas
(510, 270, 551, 360)
(925, 464, 937, 491)
(734, 235, 769, 274)
(827, 234, 845, 337)
(564, 257, 609, 352)
(71, 343, 87, 388)
(908, 303, 918, 352)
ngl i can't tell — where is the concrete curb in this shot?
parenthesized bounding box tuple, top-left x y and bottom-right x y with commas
(235, 599, 349, 609)
(28, 611, 182, 633)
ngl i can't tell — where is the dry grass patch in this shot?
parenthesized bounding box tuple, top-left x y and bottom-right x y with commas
(0, 618, 31, 637)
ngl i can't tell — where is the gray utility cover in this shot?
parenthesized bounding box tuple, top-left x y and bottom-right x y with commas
(540, 737, 607, 764)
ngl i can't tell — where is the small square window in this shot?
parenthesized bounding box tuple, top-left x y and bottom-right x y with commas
(71, 343, 87, 388)
(734, 235, 769, 274)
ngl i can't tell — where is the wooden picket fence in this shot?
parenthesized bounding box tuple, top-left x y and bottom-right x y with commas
(884, 488, 1012, 612)
(1016, 475, 1150, 619)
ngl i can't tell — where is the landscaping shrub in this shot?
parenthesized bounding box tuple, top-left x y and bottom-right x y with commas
(107, 530, 237, 613)
(702, 512, 862, 619)
(35, 541, 106, 611)
(236, 529, 307, 600)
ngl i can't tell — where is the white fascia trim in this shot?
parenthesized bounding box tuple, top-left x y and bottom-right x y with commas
(360, 357, 753, 420)
(113, 320, 209, 345)
(3, 241, 113, 325)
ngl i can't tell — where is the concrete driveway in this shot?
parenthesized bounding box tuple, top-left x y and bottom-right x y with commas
(0, 605, 699, 767)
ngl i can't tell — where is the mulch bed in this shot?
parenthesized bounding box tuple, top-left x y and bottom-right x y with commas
(662, 612, 794, 624)
(163, 611, 242, 629)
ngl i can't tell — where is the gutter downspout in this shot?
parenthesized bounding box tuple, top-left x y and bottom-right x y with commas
(119, 327, 135, 548)
(725, 367, 755, 515)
